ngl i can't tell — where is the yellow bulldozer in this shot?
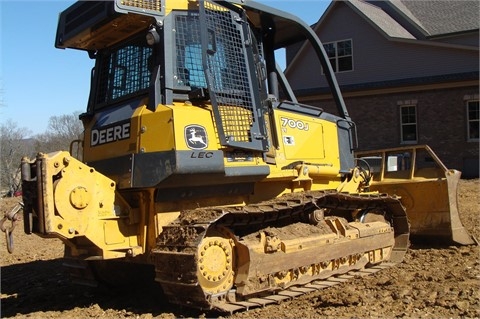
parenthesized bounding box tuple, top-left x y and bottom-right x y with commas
(18, 0, 475, 312)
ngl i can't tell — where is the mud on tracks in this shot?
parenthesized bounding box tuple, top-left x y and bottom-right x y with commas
(1, 179, 479, 318)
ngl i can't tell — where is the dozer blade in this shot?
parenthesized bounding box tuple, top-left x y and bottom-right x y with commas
(357, 145, 476, 245)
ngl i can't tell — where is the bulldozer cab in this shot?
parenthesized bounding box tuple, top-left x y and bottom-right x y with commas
(55, 0, 353, 154)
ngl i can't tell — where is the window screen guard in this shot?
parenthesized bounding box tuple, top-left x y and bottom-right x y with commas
(199, 0, 268, 151)
(96, 39, 152, 107)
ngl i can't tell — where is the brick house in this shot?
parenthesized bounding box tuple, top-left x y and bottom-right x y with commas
(285, 0, 479, 177)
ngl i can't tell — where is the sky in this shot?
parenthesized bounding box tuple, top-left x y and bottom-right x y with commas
(0, 0, 330, 136)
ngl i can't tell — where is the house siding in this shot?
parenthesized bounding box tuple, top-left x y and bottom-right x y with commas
(287, 2, 479, 89)
(304, 86, 479, 177)
(286, 0, 479, 177)
(434, 32, 479, 47)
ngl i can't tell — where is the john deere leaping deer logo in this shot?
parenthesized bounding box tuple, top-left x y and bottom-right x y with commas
(185, 125, 208, 150)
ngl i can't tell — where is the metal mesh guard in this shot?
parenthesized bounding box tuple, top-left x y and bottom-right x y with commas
(204, 1, 255, 144)
(120, 0, 162, 13)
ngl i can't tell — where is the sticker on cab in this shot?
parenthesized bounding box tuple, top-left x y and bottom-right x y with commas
(185, 125, 208, 150)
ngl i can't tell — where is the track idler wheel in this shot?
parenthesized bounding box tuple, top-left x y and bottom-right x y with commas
(355, 208, 389, 224)
(197, 227, 236, 294)
(307, 209, 326, 225)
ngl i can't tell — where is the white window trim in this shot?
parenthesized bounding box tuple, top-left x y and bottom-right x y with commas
(467, 100, 479, 142)
(322, 39, 354, 74)
(400, 104, 418, 144)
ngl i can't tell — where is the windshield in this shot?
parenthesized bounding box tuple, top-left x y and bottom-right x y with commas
(174, 13, 208, 89)
(174, 12, 234, 91)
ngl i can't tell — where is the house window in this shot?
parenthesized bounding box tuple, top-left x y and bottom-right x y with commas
(467, 100, 479, 140)
(323, 39, 353, 73)
(400, 105, 417, 143)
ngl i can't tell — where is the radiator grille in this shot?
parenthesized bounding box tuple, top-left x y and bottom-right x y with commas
(120, 0, 162, 13)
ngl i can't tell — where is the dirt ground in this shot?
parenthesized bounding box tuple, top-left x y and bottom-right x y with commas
(1, 179, 479, 319)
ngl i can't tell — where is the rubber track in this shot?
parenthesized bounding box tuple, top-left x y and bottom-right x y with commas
(152, 190, 409, 313)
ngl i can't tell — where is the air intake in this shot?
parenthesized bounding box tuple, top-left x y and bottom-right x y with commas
(55, 0, 163, 52)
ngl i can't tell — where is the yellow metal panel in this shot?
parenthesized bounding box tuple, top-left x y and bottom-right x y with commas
(171, 103, 219, 151)
(104, 221, 126, 245)
(139, 105, 175, 152)
(258, 109, 344, 195)
(319, 121, 340, 165)
(120, 0, 192, 14)
(82, 104, 145, 162)
(278, 115, 325, 160)
(273, 110, 340, 164)
(165, 0, 190, 13)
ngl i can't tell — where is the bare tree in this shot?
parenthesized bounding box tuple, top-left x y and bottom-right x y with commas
(34, 112, 84, 154)
(0, 120, 33, 196)
(0, 112, 83, 196)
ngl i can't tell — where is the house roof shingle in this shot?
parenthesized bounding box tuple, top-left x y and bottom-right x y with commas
(348, 0, 415, 39)
(391, 0, 480, 37)
(322, 0, 479, 40)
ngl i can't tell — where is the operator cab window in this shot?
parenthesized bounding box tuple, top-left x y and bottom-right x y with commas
(174, 13, 207, 89)
(173, 11, 260, 97)
(94, 37, 152, 109)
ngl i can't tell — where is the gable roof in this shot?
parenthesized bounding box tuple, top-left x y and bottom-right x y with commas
(388, 0, 479, 37)
(315, 0, 479, 41)
(347, 0, 415, 39)
(285, 0, 478, 83)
